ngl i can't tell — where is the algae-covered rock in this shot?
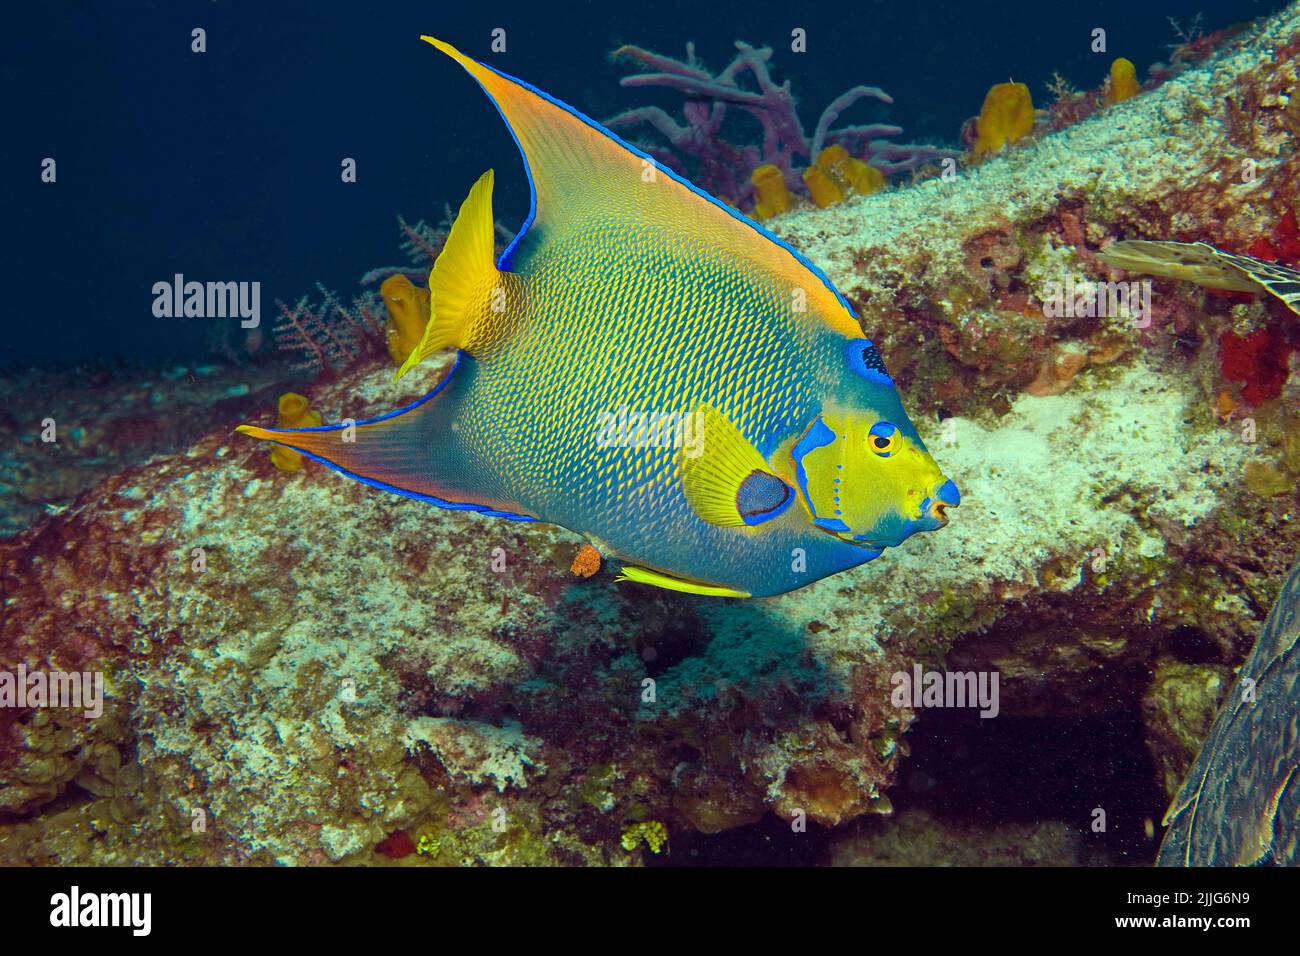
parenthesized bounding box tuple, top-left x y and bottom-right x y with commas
(3, 4, 1300, 865)
(1142, 657, 1231, 799)
(830, 808, 1084, 867)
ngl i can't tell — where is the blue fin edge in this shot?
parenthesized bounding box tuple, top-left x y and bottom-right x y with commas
(448, 49, 860, 318)
(250, 351, 536, 522)
(740, 483, 794, 526)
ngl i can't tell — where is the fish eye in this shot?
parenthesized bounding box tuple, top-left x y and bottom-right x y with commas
(868, 421, 899, 457)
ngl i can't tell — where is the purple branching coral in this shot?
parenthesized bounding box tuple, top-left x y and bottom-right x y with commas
(606, 40, 958, 208)
(273, 284, 385, 374)
(359, 215, 448, 287)
(275, 217, 451, 376)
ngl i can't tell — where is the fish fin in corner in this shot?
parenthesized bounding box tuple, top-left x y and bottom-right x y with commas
(1100, 239, 1300, 315)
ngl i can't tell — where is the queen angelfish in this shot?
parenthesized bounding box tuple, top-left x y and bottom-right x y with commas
(238, 37, 958, 598)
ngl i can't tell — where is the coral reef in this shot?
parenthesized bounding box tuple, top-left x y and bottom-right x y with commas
(0, 363, 290, 537)
(606, 40, 956, 210)
(3, 6, 1300, 865)
(774, 8, 1300, 425)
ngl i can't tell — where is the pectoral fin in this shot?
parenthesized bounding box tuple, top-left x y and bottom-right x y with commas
(678, 404, 794, 527)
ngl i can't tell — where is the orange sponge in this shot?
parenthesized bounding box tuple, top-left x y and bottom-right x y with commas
(802, 164, 845, 208)
(973, 82, 1035, 159)
(570, 543, 602, 578)
(802, 146, 887, 209)
(819, 145, 886, 196)
(269, 392, 322, 472)
(380, 275, 432, 366)
(751, 164, 794, 220)
(1106, 58, 1140, 104)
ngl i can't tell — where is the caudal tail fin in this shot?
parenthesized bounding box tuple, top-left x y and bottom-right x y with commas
(235, 356, 535, 521)
(396, 169, 504, 380)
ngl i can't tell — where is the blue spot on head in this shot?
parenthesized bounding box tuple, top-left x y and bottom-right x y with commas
(846, 338, 894, 386)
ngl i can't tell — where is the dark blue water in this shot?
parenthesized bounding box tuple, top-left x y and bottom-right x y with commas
(1, 0, 1281, 368)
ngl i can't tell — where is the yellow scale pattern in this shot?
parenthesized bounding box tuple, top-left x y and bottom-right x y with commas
(411, 37, 869, 582)
(456, 219, 833, 558)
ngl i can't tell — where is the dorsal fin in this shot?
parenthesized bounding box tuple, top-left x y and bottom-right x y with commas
(422, 36, 862, 338)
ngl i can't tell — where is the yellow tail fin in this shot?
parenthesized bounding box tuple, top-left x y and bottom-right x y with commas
(396, 169, 501, 380)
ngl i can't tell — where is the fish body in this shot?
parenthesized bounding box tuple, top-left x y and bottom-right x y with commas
(239, 38, 957, 598)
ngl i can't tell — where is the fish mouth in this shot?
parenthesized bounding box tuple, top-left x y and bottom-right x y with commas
(903, 478, 960, 535)
(834, 478, 959, 550)
(926, 478, 960, 526)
